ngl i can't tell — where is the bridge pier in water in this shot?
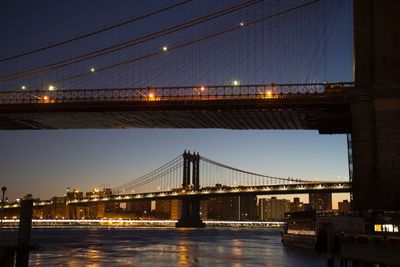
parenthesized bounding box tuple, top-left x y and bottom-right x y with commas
(176, 151, 205, 228)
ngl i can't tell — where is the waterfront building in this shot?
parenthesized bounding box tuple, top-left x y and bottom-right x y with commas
(207, 195, 257, 221)
(50, 196, 68, 218)
(259, 197, 290, 221)
(151, 200, 171, 219)
(66, 188, 83, 198)
(338, 200, 351, 214)
(290, 197, 305, 212)
(170, 199, 181, 220)
(309, 192, 332, 211)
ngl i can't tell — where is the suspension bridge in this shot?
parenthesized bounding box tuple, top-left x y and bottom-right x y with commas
(0, 0, 399, 212)
(3, 151, 350, 227)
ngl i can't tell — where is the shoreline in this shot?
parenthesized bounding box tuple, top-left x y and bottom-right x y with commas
(0, 219, 284, 229)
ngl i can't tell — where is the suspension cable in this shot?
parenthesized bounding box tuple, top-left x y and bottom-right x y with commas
(200, 156, 310, 183)
(0, 0, 193, 63)
(0, 0, 261, 83)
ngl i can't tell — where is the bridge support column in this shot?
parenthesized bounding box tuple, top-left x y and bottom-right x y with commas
(176, 151, 205, 228)
(351, 0, 400, 211)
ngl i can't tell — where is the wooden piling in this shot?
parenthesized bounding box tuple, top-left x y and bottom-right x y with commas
(15, 198, 33, 267)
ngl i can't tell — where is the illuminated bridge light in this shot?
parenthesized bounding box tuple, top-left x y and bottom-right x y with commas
(48, 85, 55, 91)
(21, 85, 26, 90)
(162, 46, 168, 51)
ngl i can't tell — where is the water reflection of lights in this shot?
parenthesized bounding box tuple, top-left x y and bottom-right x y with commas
(0, 219, 283, 227)
(178, 241, 190, 267)
(232, 239, 243, 267)
(87, 247, 101, 261)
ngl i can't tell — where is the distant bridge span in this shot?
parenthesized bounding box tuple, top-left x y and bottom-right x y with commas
(2, 182, 351, 210)
(69, 182, 351, 205)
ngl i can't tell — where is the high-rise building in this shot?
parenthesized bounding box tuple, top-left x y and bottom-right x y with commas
(199, 200, 208, 220)
(206, 195, 257, 221)
(207, 196, 237, 220)
(152, 200, 171, 219)
(309, 192, 332, 211)
(290, 197, 305, 212)
(239, 195, 258, 220)
(50, 196, 68, 218)
(258, 197, 290, 221)
(65, 188, 83, 199)
(338, 200, 351, 214)
(170, 199, 181, 220)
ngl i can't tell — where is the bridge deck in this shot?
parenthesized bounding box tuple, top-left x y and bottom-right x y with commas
(0, 84, 352, 133)
(2, 182, 351, 209)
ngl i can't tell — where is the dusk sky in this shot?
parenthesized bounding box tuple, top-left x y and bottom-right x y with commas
(0, 0, 352, 204)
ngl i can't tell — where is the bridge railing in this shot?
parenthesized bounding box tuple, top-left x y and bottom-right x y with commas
(0, 83, 353, 104)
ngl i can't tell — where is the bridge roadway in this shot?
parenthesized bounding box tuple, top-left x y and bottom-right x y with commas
(2, 182, 351, 209)
(0, 83, 353, 134)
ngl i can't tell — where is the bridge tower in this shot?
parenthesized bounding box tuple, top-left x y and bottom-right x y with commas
(176, 151, 205, 228)
(351, 0, 400, 211)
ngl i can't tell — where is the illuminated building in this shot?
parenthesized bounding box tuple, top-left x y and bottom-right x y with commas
(258, 197, 290, 221)
(170, 199, 181, 220)
(50, 196, 68, 218)
(66, 188, 83, 199)
(309, 192, 332, 211)
(206, 195, 257, 221)
(290, 197, 305, 212)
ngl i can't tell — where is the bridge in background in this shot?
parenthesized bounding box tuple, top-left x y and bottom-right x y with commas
(2, 151, 350, 227)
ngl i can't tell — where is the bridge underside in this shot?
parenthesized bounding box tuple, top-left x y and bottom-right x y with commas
(0, 98, 351, 133)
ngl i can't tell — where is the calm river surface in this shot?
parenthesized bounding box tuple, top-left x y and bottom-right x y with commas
(5, 227, 325, 266)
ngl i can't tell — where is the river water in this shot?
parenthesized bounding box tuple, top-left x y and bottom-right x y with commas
(4, 227, 325, 266)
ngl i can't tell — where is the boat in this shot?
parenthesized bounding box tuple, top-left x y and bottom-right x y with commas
(282, 210, 364, 252)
